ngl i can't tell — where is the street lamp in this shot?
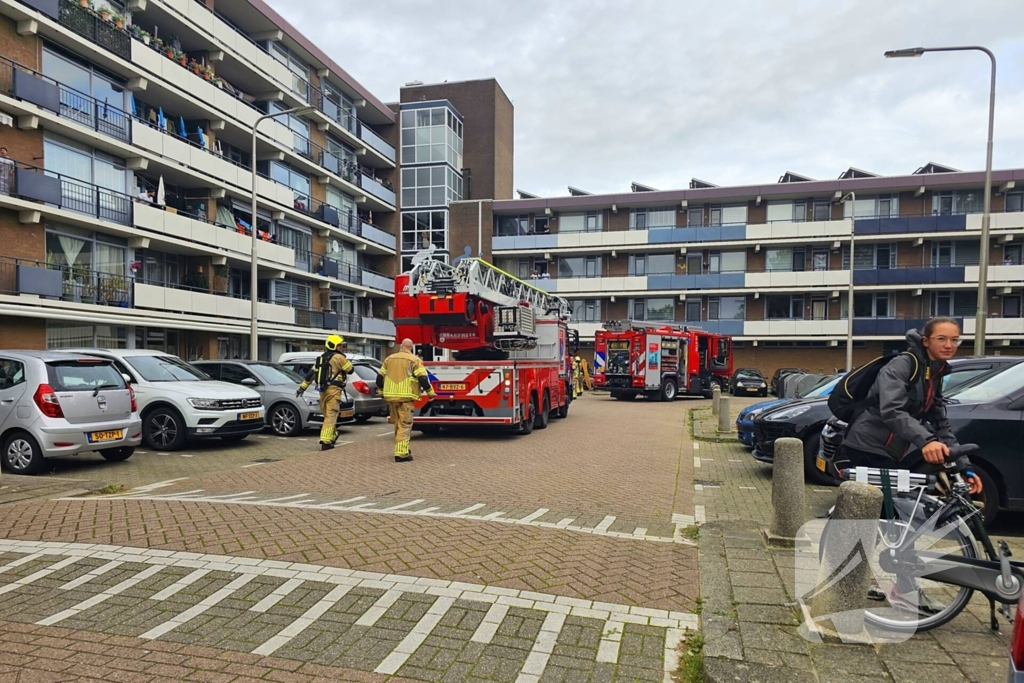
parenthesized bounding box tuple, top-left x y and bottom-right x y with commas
(840, 192, 856, 371)
(249, 105, 315, 360)
(885, 46, 997, 357)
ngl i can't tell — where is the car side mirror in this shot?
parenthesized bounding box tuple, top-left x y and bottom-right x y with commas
(241, 378, 259, 387)
(121, 373, 133, 385)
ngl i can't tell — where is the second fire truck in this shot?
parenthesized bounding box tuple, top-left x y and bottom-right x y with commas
(593, 320, 733, 401)
(394, 258, 578, 433)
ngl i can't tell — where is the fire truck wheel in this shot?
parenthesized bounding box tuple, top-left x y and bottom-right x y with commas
(556, 394, 569, 418)
(517, 395, 536, 435)
(660, 379, 678, 402)
(535, 392, 550, 429)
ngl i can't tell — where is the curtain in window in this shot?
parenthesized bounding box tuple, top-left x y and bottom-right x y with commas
(94, 242, 125, 276)
(46, 322, 94, 348)
(57, 234, 87, 268)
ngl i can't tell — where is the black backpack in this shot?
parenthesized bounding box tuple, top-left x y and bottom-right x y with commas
(827, 352, 920, 423)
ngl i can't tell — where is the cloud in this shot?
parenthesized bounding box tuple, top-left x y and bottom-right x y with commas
(268, 0, 1024, 197)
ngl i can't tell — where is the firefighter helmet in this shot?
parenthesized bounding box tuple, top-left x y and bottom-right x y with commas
(574, 355, 581, 361)
(325, 334, 344, 351)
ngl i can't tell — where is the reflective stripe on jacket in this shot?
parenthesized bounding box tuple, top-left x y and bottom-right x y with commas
(379, 351, 429, 401)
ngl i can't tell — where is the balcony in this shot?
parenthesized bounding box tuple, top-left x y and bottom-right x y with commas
(963, 317, 1024, 336)
(319, 257, 361, 285)
(964, 264, 1024, 283)
(852, 266, 965, 286)
(361, 269, 395, 294)
(744, 269, 850, 289)
(744, 219, 851, 241)
(358, 124, 396, 163)
(855, 215, 966, 235)
(359, 172, 395, 206)
(694, 321, 745, 336)
(134, 281, 294, 324)
(536, 276, 648, 295)
(647, 273, 746, 291)
(492, 234, 560, 251)
(362, 317, 396, 337)
(7, 160, 133, 226)
(850, 317, 954, 336)
(361, 221, 397, 251)
(294, 308, 362, 334)
(745, 320, 849, 336)
(648, 224, 747, 244)
(56, 0, 131, 60)
(0, 255, 131, 307)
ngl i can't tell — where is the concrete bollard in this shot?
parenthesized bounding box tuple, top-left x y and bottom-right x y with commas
(717, 395, 732, 433)
(711, 383, 721, 416)
(767, 437, 805, 545)
(807, 481, 883, 641)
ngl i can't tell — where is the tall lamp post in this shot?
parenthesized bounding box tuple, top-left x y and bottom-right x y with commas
(250, 106, 315, 360)
(840, 192, 857, 371)
(885, 46, 996, 357)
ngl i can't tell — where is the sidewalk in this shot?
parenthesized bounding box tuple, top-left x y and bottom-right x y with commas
(689, 405, 1011, 683)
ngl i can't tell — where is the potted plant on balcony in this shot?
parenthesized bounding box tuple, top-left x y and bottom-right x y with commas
(188, 59, 201, 75)
(111, 13, 124, 29)
(177, 52, 188, 67)
(98, 6, 111, 21)
(78, 0, 90, 7)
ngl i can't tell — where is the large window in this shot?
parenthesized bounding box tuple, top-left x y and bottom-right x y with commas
(45, 132, 127, 196)
(400, 166, 461, 208)
(270, 42, 310, 101)
(630, 298, 674, 322)
(765, 295, 804, 320)
(137, 250, 179, 287)
(325, 186, 357, 229)
(269, 101, 311, 158)
(843, 244, 896, 269)
(272, 279, 312, 309)
(495, 215, 529, 237)
(269, 162, 311, 212)
(766, 201, 806, 223)
(47, 322, 127, 349)
(559, 211, 603, 233)
(569, 299, 600, 322)
(276, 223, 312, 263)
(46, 224, 127, 278)
(322, 82, 357, 132)
(932, 190, 984, 216)
(842, 194, 899, 218)
(765, 247, 806, 272)
(629, 253, 675, 276)
(931, 240, 980, 267)
(401, 211, 447, 252)
(558, 256, 600, 279)
(400, 106, 463, 168)
(708, 296, 745, 321)
(42, 44, 128, 122)
(930, 291, 977, 317)
(1007, 193, 1024, 213)
(719, 251, 747, 273)
(629, 207, 675, 230)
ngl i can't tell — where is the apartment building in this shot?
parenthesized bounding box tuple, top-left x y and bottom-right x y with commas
(0, 0, 401, 360)
(454, 165, 1024, 376)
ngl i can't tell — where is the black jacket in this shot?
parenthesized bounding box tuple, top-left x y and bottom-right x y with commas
(843, 330, 956, 462)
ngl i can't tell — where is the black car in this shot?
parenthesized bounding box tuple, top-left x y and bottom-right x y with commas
(770, 368, 804, 396)
(751, 356, 1022, 487)
(730, 368, 768, 397)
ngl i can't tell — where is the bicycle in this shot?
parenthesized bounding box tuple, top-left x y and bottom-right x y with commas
(818, 444, 1024, 633)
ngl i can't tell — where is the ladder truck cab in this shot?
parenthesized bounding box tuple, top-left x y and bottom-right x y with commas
(593, 320, 733, 401)
(394, 258, 578, 434)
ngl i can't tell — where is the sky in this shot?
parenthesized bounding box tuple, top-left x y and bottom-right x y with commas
(267, 0, 1024, 198)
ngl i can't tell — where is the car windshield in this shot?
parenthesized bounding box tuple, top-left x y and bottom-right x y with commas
(801, 375, 842, 398)
(736, 370, 761, 379)
(126, 355, 209, 382)
(46, 360, 125, 391)
(250, 364, 302, 385)
(352, 364, 379, 380)
(946, 362, 1024, 403)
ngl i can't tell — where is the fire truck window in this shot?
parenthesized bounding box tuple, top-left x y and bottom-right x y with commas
(712, 339, 729, 368)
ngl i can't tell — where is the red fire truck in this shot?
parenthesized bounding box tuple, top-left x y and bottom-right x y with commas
(394, 258, 578, 433)
(593, 320, 733, 401)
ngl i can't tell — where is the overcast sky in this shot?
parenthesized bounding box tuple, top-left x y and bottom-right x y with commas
(268, 0, 1023, 198)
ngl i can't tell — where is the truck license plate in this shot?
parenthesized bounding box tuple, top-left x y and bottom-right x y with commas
(88, 430, 123, 443)
(439, 383, 466, 391)
(816, 456, 827, 472)
(239, 412, 261, 421)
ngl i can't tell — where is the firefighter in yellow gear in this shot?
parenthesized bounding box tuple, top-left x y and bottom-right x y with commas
(377, 338, 435, 462)
(572, 355, 584, 398)
(297, 334, 354, 450)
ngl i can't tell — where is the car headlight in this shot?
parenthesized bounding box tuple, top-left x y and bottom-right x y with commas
(303, 396, 319, 407)
(766, 404, 812, 421)
(187, 397, 221, 410)
(744, 408, 765, 420)
(759, 381, 767, 387)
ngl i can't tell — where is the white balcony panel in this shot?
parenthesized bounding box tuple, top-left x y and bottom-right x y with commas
(160, 0, 190, 14)
(131, 121, 164, 155)
(623, 231, 649, 246)
(266, 120, 294, 148)
(187, 146, 218, 176)
(272, 62, 294, 90)
(963, 318, 1024, 335)
(256, 177, 279, 202)
(163, 211, 193, 241)
(967, 212, 1024, 231)
(160, 60, 193, 92)
(131, 41, 166, 77)
(210, 13, 238, 51)
(162, 135, 192, 166)
(185, 0, 215, 33)
(745, 320, 847, 336)
(746, 220, 851, 241)
(964, 264, 1024, 283)
(259, 302, 294, 325)
(621, 276, 648, 291)
(186, 220, 218, 250)
(189, 291, 218, 316)
(134, 283, 166, 309)
(276, 184, 295, 206)
(258, 240, 297, 266)
(557, 234, 581, 248)
(133, 202, 165, 234)
(577, 232, 609, 248)
(163, 287, 192, 313)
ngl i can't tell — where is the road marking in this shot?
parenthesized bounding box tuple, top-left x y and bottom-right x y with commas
(470, 603, 509, 644)
(738, 486, 757, 490)
(594, 516, 616, 532)
(198, 491, 257, 500)
(176, 453, 194, 458)
(451, 503, 486, 515)
(481, 511, 507, 521)
(0, 557, 80, 596)
(694, 457, 701, 468)
(596, 620, 623, 663)
(694, 484, 704, 492)
(252, 584, 354, 657)
(129, 478, 189, 493)
(38, 564, 165, 626)
(517, 508, 550, 524)
(694, 505, 707, 525)
(375, 596, 456, 675)
(150, 569, 210, 601)
(555, 518, 575, 528)
(516, 611, 566, 683)
(692, 442, 699, 451)
(241, 463, 264, 468)
(259, 494, 311, 503)
(60, 560, 123, 590)
(663, 629, 687, 683)
(382, 499, 426, 511)
(728, 459, 742, 462)
(250, 578, 304, 613)
(140, 574, 255, 640)
(354, 588, 402, 627)
(632, 527, 648, 537)
(0, 553, 45, 574)
(377, 431, 393, 437)
(320, 496, 366, 507)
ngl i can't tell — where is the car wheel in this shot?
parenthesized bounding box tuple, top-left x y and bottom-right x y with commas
(354, 414, 373, 423)
(143, 408, 186, 451)
(220, 435, 248, 444)
(2, 432, 45, 475)
(269, 403, 301, 436)
(803, 431, 839, 487)
(99, 447, 135, 462)
(518, 395, 536, 435)
(661, 379, 677, 402)
(535, 392, 550, 429)
(971, 464, 999, 526)
(760, 389, 768, 397)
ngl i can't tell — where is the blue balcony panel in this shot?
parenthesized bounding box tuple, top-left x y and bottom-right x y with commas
(696, 321, 744, 336)
(721, 225, 746, 241)
(492, 236, 515, 250)
(648, 274, 673, 290)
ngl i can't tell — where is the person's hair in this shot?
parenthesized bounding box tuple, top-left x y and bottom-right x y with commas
(922, 316, 960, 337)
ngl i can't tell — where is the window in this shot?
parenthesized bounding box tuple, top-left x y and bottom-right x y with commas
(325, 186, 357, 228)
(322, 82, 357, 132)
(1003, 295, 1022, 318)
(273, 279, 312, 309)
(813, 201, 831, 222)
(495, 215, 529, 237)
(811, 298, 828, 320)
(709, 207, 722, 226)
(1005, 244, 1023, 265)
(46, 225, 127, 278)
(707, 251, 720, 274)
(401, 211, 447, 252)
(720, 251, 746, 273)
(277, 224, 312, 262)
(765, 248, 794, 272)
(842, 293, 893, 318)
(930, 291, 977, 317)
(400, 105, 463, 168)
(685, 300, 701, 322)
(933, 241, 953, 267)
(559, 256, 600, 279)
(269, 102, 311, 158)
(630, 253, 674, 276)
(767, 201, 806, 223)
(1007, 193, 1024, 213)
(0, 359, 26, 390)
(843, 244, 896, 269)
(708, 296, 745, 321)
(812, 248, 829, 271)
(843, 194, 899, 218)
(687, 208, 704, 227)
(559, 211, 603, 233)
(765, 295, 803, 320)
(42, 44, 128, 125)
(630, 298, 674, 322)
(45, 132, 127, 197)
(569, 299, 600, 322)
(932, 190, 984, 216)
(630, 207, 675, 230)
(138, 250, 179, 287)
(270, 42, 310, 101)
(268, 162, 311, 212)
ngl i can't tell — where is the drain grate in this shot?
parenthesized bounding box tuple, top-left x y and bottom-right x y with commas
(694, 479, 723, 486)
(250, 458, 281, 464)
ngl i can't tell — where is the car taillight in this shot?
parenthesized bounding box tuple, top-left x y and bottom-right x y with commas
(352, 380, 371, 395)
(33, 384, 63, 418)
(1012, 596, 1024, 671)
(128, 385, 137, 412)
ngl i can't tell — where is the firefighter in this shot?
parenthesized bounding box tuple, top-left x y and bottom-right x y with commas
(296, 334, 354, 450)
(572, 355, 584, 398)
(377, 338, 435, 462)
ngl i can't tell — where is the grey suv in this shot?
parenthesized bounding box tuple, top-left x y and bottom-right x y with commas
(0, 351, 142, 474)
(194, 361, 355, 437)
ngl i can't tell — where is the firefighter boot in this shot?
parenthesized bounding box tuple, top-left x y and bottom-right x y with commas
(391, 401, 414, 462)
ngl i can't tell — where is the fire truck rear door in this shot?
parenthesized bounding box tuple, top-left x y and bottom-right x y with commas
(645, 334, 662, 389)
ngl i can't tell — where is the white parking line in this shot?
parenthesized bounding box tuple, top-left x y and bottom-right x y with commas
(374, 596, 456, 675)
(250, 578, 304, 613)
(694, 457, 701, 468)
(0, 557, 81, 596)
(252, 584, 354, 657)
(596, 620, 623, 663)
(0, 553, 45, 574)
(594, 516, 616, 532)
(354, 589, 403, 627)
(320, 496, 366, 507)
(60, 560, 123, 590)
(382, 499, 426, 511)
(663, 629, 687, 683)
(140, 574, 255, 640)
(256, 494, 311, 503)
(241, 463, 264, 469)
(451, 503, 486, 516)
(470, 603, 509, 644)
(38, 564, 165, 626)
(517, 508, 549, 524)
(516, 611, 567, 683)
(150, 569, 210, 601)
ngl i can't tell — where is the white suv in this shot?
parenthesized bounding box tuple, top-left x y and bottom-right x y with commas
(71, 350, 264, 451)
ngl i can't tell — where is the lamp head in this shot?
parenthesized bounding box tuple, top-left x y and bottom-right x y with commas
(840, 193, 855, 203)
(884, 47, 925, 58)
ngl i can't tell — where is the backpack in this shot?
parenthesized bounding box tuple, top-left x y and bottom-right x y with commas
(827, 351, 920, 423)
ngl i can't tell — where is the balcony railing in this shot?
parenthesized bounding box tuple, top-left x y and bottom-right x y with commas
(57, 0, 131, 60)
(294, 308, 362, 333)
(358, 124, 396, 163)
(360, 172, 396, 206)
(5, 159, 133, 226)
(0, 56, 131, 143)
(0, 255, 132, 307)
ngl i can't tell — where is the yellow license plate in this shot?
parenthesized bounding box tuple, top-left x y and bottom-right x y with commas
(816, 456, 827, 472)
(239, 412, 261, 421)
(439, 383, 467, 391)
(89, 430, 123, 443)
(341, 410, 354, 418)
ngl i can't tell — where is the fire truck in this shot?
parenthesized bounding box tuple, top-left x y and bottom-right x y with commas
(394, 258, 577, 433)
(593, 320, 733, 401)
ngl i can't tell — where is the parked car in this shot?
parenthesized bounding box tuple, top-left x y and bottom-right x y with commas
(1010, 593, 1024, 682)
(0, 351, 142, 474)
(69, 350, 264, 451)
(278, 351, 380, 380)
(347, 361, 390, 422)
(736, 374, 843, 448)
(818, 358, 1024, 524)
(730, 369, 768, 397)
(193, 361, 354, 436)
(770, 368, 804, 396)
(752, 356, 1023, 488)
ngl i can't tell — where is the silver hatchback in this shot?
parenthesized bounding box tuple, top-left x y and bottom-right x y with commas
(0, 351, 142, 474)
